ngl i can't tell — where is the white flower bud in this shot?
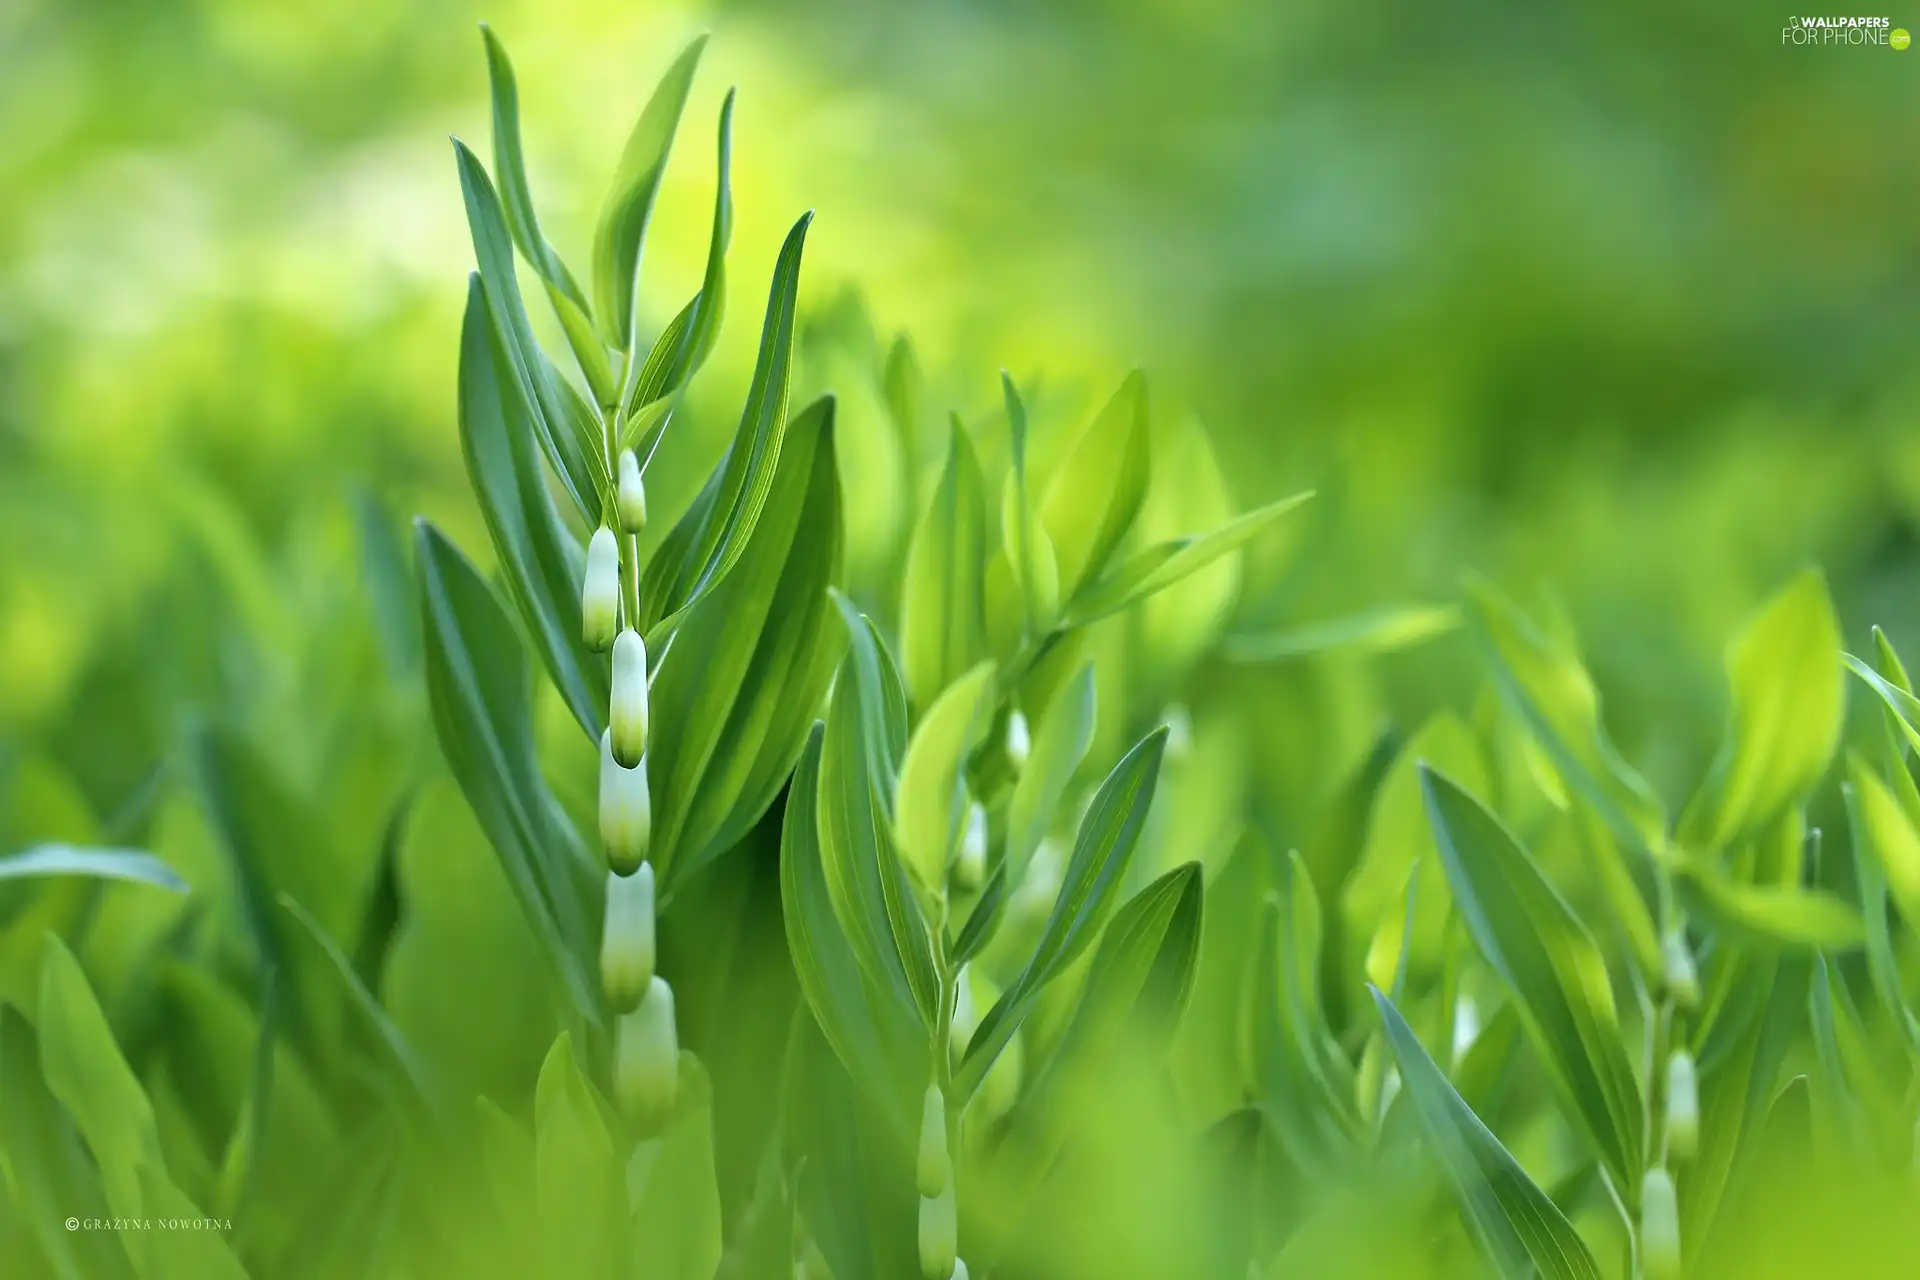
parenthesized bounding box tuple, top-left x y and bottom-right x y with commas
(1006, 710, 1031, 768)
(1011, 838, 1064, 923)
(610, 628, 649, 767)
(918, 1185, 956, 1280)
(1664, 1050, 1698, 1162)
(950, 1261, 969, 1280)
(953, 803, 987, 891)
(615, 976, 678, 1122)
(1663, 929, 1699, 1011)
(582, 526, 621, 650)
(917, 1083, 950, 1197)
(1640, 1166, 1681, 1280)
(599, 729, 650, 875)
(616, 448, 648, 533)
(600, 863, 656, 1012)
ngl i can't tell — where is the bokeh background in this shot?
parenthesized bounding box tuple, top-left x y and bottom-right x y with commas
(4, 0, 1919, 881)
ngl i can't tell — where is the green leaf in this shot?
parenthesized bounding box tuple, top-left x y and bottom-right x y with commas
(478, 25, 611, 403)
(781, 727, 921, 1119)
(1059, 491, 1313, 629)
(139, 1163, 250, 1280)
(646, 395, 845, 894)
(1222, 602, 1460, 663)
(414, 520, 601, 1026)
(892, 661, 997, 895)
(1675, 859, 1865, 952)
(900, 418, 989, 711)
(1040, 371, 1151, 599)
(457, 275, 607, 739)
(628, 1056, 724, 1280)
(1419, 766, 1644, 1196)
(534, 1033, 624, 1279)
(642, 212, 814, 636)
(0, 1005, 139, 1280)
(1678, 569, 1844, 853)
(37, 936, 165, 1221)
(1252, 850, 1364, 1173)
(1845, 761, 1920, 1044)
(994, 375, 1061, 642)
(592, 36, 706, 350)
(955, 727, 1168, 1102)
(1463, 578, 1668, 858)
(1373, 988, 1602, 1280)
(620, 91, 734, 420)
(815, 613, 939, 1033)
(1005, 663, 1097, 885)
(0, 844, 185, 892)
(453, 138, 601, 520)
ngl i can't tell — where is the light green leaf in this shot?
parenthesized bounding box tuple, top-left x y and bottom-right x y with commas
(900, 418, 989, 711)
(641, 212, 813, 636)
(647, 395, 844, 895)
(1005, 662, 1097, 885)
(955, 727, 1168, 1102)
(457, 275, 607, 739)
(995, 375, 1061, 641)
(1678, 569, 1843, 853)
(140, 1163, 250, 1280)
(591, 35, 705, 349)
(1373, 988, 1602, 1280)
(1041, 371, 1151, 599)
(453, 138, 600, 520)
(628, 1056, 724, 1280)
(1223, 602, 1460, 663)
(0, 1005, 139, 1280)
(0, 844, 185, 892)
(1675, 857, 1864, 952)
(1463, 578, 1667, 859)
(893, 661, 998, 895)
(1059, 491, 1313, 629)
(414, 520, 601, 1025)
(1420, 766, 1644, 1196)
(37, 936, 164, 1222)
(479, 24, 589, 315)
(1845, 770, 1920, 1047)
(534, 1033, 623, 1280)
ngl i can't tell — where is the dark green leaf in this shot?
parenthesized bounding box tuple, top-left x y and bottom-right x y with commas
(414, 520, 601, 1026)
(955, 727, 1168, 1101)
(642, 212, 814, 636)
(1420, 766, 1644, 1196)
(591, 36, 706, 350)
(647, 395, 845, 894)
(1373, 988, 1602, 1280)
(457, 275, 607, 739)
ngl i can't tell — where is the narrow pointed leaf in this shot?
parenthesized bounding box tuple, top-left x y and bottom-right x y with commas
(1041, 371, 1151, 599)
(900, 418, 989, 711)
(0, 844, 185, 892)
(893, 661, 997, 894)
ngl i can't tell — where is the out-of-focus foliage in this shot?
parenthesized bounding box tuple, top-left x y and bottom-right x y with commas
(3, 1, 1920, 1277)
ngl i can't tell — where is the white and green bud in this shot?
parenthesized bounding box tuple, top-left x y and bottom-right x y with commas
(951, 1260, 969, 1280)
(1640, 1166, 1681, 1280)
(918, 1184, 957, 1280)
(1006, 710, 1031, 768)
(953, 802, 987, 892)
(917, 1083, 950, 1197)
(610, 627, 649, 767)
(1664, 1050, 1698, 1162)
(615, 975, 678, 1122)
(583, 526, 621, 651)
(599, 729, 651, 875)
(600, 863, 656, 1012)
(616, 448, 648, 533)
(1662, 928, 1699, 1012)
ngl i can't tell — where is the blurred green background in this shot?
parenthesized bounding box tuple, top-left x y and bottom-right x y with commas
(3, 0, 1918, 861)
